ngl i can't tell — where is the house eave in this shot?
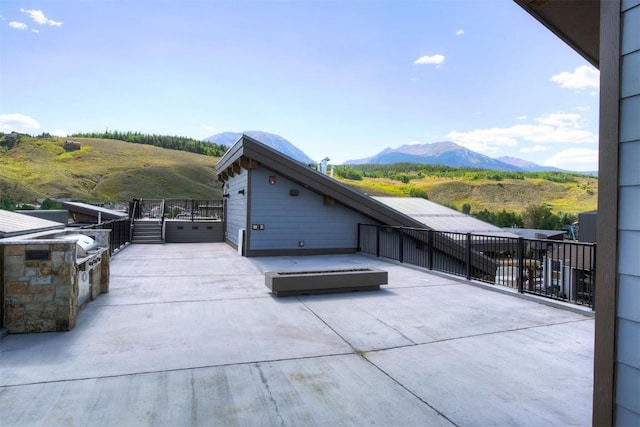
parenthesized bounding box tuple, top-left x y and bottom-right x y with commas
(514, 0, 600, 69)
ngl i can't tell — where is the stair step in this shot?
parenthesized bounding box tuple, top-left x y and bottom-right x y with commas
(132, 221, 164, 244)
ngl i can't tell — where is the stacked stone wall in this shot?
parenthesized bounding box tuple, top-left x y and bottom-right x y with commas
(2, 242, 76, 333)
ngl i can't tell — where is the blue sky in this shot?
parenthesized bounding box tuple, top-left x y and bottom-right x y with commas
(1, 0, 599, 171)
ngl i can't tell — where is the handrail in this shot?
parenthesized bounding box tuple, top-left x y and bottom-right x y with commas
(82, 217, 131, 256)
(129, 198, 223, 222)
(160, 199, 166, 240)
(358, 223, 596, 309)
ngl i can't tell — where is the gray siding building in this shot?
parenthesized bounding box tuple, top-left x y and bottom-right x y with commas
(616, 2, 640, 424)
(216, 135, 498, 282)
(216, 135, 416, 257)
(249, 167, 372, 252)
(517, 0, 640, 425)
(223, 167, 248, 249)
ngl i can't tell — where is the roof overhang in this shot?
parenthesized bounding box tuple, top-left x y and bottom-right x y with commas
(60, 201, 128, 221)
(514, 0, 600, 69)
(0, 210, 65, 238)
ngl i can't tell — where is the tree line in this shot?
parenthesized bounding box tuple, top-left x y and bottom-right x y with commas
(466, 204, 575, 230)
(70, 130, 227, 157)
(1, 197, 62, 211)
(335, 162, 585, 183)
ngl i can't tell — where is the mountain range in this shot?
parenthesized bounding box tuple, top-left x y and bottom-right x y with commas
(344, 141, 564, 172)
(205, 131, 573, 173)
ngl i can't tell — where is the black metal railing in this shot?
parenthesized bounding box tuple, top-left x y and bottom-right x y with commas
(130, 199, 222, 221)
(358, 224, 596, 309)
(130, 198, 164, 220)
(82, 218, 131, 256)
(162, 199, 223, 221)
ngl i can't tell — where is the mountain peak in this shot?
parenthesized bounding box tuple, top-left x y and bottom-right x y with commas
(393, 141, 462, 156)
(205, 131, 315, 164)
(345, 141, 527, 171)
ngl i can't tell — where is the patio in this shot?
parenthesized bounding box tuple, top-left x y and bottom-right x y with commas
(0, 243, 594, 426)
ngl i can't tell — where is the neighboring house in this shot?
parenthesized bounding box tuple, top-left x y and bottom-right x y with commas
(375, 196, 522, 255)
(215, 135, 496, 278)
(16, 210, 69, 225)
(0, 209, 65, 238)
(505, 228, 565, 241)
(215, 135, 426, 257)
(375, 197, 518, 238)
(516, 1, 639, 425)
(61, 201, 128, 224)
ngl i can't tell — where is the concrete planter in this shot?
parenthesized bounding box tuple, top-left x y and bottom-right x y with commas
(265, 268, 387, 296)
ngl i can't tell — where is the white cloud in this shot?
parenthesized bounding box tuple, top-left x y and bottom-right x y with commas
(49, 129, 67, 137)
(414, 54, 445, 67)
(551, 65, 599, 92)
(456, 29, 464, 35)
(516, 115, 527, 120)
(409, 77, 420, 82)
(20, 9, 62, 26)
(9, 21, 28, 30)
(446, 112, 598, 154)
(31, 29, 39, 33)
(520, 145, 547, 153)
(201, 125, 215, 131)
(0, 113, 41, 132)
(407, 140, 420, 145)
(544, 148, 599, 171)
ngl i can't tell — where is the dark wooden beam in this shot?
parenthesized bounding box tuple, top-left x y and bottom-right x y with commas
(240, 156, 257, 169)
(593, 1, 619, 425)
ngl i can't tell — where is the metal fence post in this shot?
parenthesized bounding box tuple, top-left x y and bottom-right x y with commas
(466, 233, 472, 280)
(399, 228, 404, 263)
(518, 237, 525, 293)
(428, 229, 434, 270)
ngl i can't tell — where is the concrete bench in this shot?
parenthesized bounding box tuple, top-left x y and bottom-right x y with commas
(264, 268, 388, 296)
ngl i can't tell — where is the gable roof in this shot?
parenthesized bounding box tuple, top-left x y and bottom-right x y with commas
(514, 0, 600, 68)
(216, 135, 498, 276)
(0, 209, 65, 238)
(216, 135, 428, 228)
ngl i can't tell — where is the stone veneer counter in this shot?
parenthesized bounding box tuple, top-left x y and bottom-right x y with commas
(1, 230, 110, 334)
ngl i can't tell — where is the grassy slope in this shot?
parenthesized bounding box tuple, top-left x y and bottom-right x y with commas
(1, 136, 598, 215)
(336, 174, 598, 215)
(0, 137, 221, 202)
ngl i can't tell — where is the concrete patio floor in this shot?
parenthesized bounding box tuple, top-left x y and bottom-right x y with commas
(0, 243, 594, 426)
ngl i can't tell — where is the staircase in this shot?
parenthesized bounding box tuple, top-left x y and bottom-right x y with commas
(132, 220, 164, 244)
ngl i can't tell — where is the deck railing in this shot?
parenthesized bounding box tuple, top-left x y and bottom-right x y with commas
(358, 223, 596, 309)
(82, 218, 131, 256)
(130, 199, 222, 221)
(163, 199, 223, 221)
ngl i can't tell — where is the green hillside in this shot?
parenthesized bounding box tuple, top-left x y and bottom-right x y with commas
(1, 134, 598, 220)
(334, 165, 597, 216)
(0, 135, 222, 203)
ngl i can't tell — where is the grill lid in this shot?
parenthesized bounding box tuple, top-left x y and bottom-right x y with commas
(60, 234, 98, 257)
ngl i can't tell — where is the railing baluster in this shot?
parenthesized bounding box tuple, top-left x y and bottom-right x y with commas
(356, 223, 596, 308)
